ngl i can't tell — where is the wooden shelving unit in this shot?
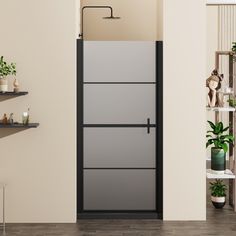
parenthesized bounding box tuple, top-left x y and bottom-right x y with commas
(206, 50, 236, 211)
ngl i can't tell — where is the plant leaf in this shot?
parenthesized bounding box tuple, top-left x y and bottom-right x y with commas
(207, 120, 215, 130)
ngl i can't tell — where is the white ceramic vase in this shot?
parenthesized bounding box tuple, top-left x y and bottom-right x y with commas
(0, 78, 8, 92)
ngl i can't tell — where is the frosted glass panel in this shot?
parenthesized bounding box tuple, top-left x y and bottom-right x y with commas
(82, 41, 157, 212)
(84, 128, 155, 168)
(84, 84, 155, 124)
(84, 170, 156, 210)
(84, 41, 155, 82)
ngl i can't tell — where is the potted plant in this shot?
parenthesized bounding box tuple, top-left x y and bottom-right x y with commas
(206, 121, 234, 174)
(210, 179, 227, 209)
(0, 56, 16, 92)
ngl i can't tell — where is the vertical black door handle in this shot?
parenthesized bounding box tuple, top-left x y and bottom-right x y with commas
(147, 118, 150, 134)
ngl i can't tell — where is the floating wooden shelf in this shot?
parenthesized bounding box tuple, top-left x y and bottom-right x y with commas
(206, 169, 235, 179)
(206, 107, 235, 112)
(0, 123, 39, 128)
(0, 91, 28, 96)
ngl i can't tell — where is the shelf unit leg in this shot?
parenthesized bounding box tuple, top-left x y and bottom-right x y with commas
(233, 61, 236, 212)
(215, 111, 220, 123)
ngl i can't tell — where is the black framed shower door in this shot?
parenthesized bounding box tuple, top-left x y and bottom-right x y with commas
(77, 40, 163, 219)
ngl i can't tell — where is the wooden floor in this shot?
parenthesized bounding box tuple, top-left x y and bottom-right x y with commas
(1, 203, 236, 236)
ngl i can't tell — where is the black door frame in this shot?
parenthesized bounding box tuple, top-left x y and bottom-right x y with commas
(77, 39, 163, 219)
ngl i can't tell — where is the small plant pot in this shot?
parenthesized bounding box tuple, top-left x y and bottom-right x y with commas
(211, 148, 226, 174)
(0, 78, 8, 92)
(211, 196, 226, 209)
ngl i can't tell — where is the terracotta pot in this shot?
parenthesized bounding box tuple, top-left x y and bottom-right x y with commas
(0, 78, 8, 92)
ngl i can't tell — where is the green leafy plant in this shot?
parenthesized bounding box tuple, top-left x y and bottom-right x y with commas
(206, 121, 234, 153)
(0, 56, 16, 78)
(210, 179, 227, 197)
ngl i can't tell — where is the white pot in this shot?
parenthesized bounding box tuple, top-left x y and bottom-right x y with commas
(0, 78, 8, 92)
(211, 195, 226, 209)
(211, 196, 225, 203)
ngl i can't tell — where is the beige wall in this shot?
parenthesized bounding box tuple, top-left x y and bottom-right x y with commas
(157, 0, 163, 40)
(81, 0, 162, 40)
(163, 0, 206, 220)
(0, 0, 76, 222)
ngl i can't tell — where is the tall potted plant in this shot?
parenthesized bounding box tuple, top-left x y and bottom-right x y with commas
(206, 121, 234, 174)
(0, 56, 16, 92)
(210, 179, 227, 209)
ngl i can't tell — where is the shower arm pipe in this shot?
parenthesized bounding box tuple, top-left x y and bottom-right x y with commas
(79, 6, 114, 39)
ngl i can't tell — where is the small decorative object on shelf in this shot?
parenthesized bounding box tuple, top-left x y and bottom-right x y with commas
(206, 69, 224, 107)
(22, 108, 30, 125)
(8, 113, 14, 124)
(0, 111, 38, 128)
(2, 114, 8, 125)
(0, 56, 16, 92)
(210, 179, 227, 209)
(206, 121, 234, 174)
(13, 78, 19, 93)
